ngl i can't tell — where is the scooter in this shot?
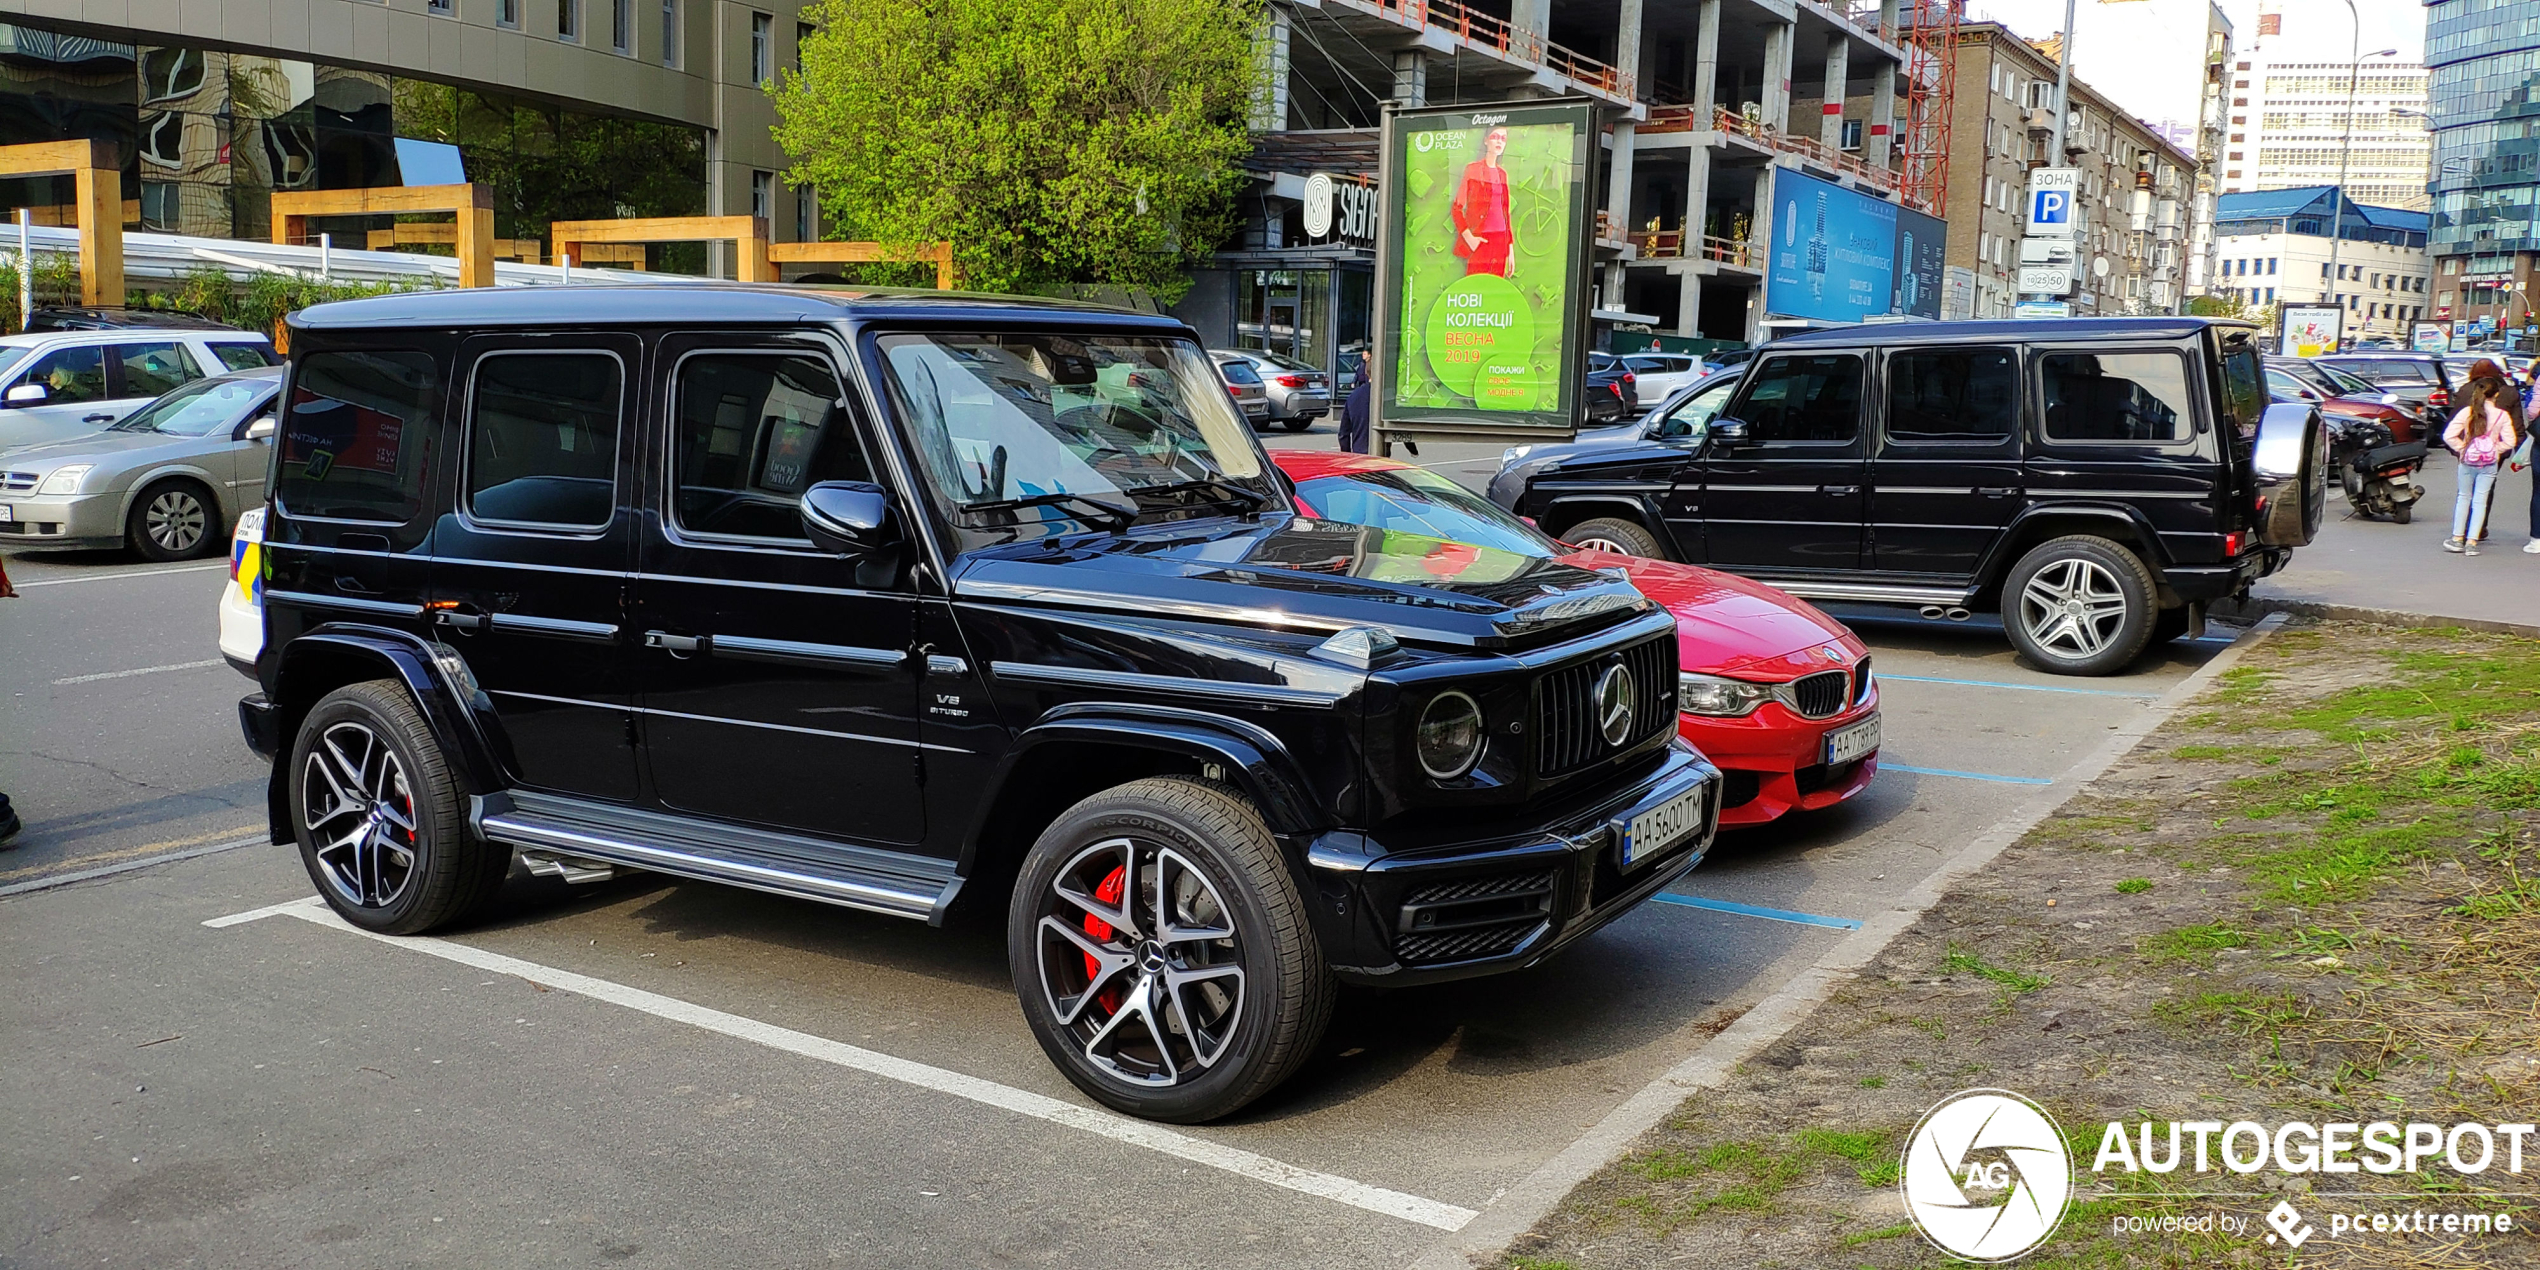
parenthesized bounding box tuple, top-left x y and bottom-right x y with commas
(2323, 413, 2427, 523)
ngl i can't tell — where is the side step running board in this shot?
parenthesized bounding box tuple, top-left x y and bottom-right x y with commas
(473, 791, 963, 925)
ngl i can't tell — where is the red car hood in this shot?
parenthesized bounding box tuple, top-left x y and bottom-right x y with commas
(1560, 546, 1861, 676)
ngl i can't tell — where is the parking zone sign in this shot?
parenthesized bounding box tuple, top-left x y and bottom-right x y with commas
(2026, 168, 2079, 239)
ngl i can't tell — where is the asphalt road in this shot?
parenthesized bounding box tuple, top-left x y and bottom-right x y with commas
(0, 449, 2240, 1268)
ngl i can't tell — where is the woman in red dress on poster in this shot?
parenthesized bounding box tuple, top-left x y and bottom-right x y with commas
(1450, 127, 1513, 277)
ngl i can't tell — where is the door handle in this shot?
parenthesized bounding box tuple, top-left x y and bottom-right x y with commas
(644, 630, 703, 659)
(1975, 486, 2024, 498)
(82, 413, 113, 423)
(425, 600, 483, 631)
(1817, 484, 1861, 496)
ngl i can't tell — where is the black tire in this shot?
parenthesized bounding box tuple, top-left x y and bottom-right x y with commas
(1281, 415, 1315, 433)
(126, 479, 219, 562)
(2392, 502, 2413, 525)
(288, 680, 506, 935)
(1563, 516, 1672, 560)
(2000, 535, 2158, 676)
(1008, 776, 1333, 1123)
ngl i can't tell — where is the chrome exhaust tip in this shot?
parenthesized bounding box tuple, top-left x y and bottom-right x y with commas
(1919, 605, 1946, 619)
(1945, 607, 1972, 622)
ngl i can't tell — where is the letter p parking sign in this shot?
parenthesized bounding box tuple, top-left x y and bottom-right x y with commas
(2026, 168, 2079, 241)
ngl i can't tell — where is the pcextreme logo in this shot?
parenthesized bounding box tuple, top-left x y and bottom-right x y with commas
(1902, 1089, 2072, 1262)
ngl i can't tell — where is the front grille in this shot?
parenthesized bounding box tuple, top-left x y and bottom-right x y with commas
(1719, 770, 1762, 809)
(1395, 868, 1556, 965)
(1534, 635, 1677, 776)
(1794, 759, 1862, 795)
(0, 471, 36, 493)
(1853, 656, 1874, 706)
(1786, 670, 1850, 719)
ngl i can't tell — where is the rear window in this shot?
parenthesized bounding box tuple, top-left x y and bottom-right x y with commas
(2041, 351, 2193, 443)
(2334, 358, 2436, 386)
(277, 350, 438, 524)
(2216, 341, 2266, 436)
(1219, 359, 1262, 385)
(465, 352, 621, 529)
(210, 342, 278, 371)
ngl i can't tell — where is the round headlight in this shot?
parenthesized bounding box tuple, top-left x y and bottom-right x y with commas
(1415, 691, 1485, 780)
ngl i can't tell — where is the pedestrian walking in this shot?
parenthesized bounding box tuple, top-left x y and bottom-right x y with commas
(1338, 367, 1371, 455)
(2462, 359, 2523, 543)
(2443, 376, 2520, 556)
(0, 551, 17, 846)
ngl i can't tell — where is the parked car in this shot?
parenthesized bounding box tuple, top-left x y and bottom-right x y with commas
(1584, 351, 1640, 422)
(2313, 352, 2453, 440)
(2263, 358, 2422, 443)
(0, 326, 278, 453)
(1495, 372, 1743, 495)
(1620, 352, 1711, 400)
(1704, 348, 1757, 374)
(234, 285, 1723, 1123)
(1211, 349, 1329, 432)
(1494, 317, 2326, 676)
(25, 306, 260, 334)
(0, 366, 281, 559)
(1274, 449, 1877, 828)
(1209, 351, 1271, 424)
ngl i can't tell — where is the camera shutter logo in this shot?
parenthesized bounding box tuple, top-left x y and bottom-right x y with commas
(1902, 1089, 2072, 1262)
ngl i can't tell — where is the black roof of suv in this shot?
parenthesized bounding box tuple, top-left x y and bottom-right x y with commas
(1495, 316, 2322, 676)
(238, 283, 1721, 1122)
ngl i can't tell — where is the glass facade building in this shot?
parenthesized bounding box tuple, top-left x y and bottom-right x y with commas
(2426, 0, 2540, 341)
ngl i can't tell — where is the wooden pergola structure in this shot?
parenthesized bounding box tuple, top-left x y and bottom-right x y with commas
(366, 224, 543, 263)
(551, 215, 775, 282)
(272, 184, 496, 287)
(0, 139, 124, 304)
(769, 241, 958, 290)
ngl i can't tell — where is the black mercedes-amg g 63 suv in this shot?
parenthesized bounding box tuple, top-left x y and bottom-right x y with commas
(235, 285, 1720, 1122)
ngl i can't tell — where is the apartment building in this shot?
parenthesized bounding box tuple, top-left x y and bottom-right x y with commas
(1939, 22, 2197, 320)
(2426, 0, 2540, 348)
(2209, 186, 2430, 342)
(0, 0, 816, 272)
(2221, 54, 2432, 212)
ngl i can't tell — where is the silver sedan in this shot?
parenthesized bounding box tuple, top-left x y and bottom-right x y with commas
(0, 366, 282, 560)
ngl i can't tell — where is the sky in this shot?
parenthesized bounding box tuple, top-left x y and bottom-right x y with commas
(1962, 0, 2427, 131)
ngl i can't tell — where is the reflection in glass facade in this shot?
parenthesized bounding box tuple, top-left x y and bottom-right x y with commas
(0, 20, 706, 267)
(2427, 0, 2540, 258)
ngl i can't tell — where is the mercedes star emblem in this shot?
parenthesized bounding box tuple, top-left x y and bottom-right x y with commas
(1595, 663, 1636, 747)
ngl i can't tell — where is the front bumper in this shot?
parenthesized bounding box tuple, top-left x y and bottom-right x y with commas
(1302, 743, 1722, 985)
(1679, 693, 1881, 827)
(238, 692, 279, 760)
(0, 492, 120, 549)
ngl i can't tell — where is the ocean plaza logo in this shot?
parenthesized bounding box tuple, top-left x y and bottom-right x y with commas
(1902, 1089, 2072, 1262)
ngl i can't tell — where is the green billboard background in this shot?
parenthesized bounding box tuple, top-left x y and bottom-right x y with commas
(1385, 110, 1585, 426)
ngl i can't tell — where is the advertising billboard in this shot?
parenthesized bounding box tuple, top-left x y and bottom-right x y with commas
(1893, 204, 1946, 319)
(2413, 322, 2450, 353)
(1766, 169, 1899, 324)
(2280, 305, 2343, 358)
(1376, 99, 1595, 439)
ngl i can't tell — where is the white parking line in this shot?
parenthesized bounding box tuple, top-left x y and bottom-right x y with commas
(52, 658, 225, 685)
(210, 897, 1479, 1232)
(10, 562, 229, 588)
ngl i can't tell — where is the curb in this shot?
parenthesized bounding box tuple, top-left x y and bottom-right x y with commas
(2216, 595, 2540, 641)
(1408, 613, 2293, 1270)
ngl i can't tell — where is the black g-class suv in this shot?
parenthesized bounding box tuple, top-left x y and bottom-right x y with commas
(234, 286, 1720, 1122)
(1493, 318, 2325, 675)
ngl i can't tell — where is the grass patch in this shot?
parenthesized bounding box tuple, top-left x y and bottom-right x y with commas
(1943, 944, 2049, 997)
(2141, 922, 2256, 962)
(1835, 1221, 1913, 1248)
(2113, 877, 2153, 894)
(1858, 1074, 1886, 1089)
(2151, 989, 2305, 1033)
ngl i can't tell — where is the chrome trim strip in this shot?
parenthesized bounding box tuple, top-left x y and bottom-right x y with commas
(477, 813, 940, 920)
(991, 661, 1348, 707)
(637, 571, 871, 597)
(2029, 489, 2210, 500)
(633, 703, 968, 752)
(277, 542, 634, 579)
(489, 689, 624, 711)
(264, 590, 427, 617)
(1766, 581, 1972, 605)
(487, 613, 619, 642)
(713, 633, 907, 670)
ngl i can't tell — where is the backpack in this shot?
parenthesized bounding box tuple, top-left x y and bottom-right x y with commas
(2461, 415, 2502, 467)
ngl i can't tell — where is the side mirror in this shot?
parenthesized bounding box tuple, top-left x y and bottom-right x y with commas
(5, 383, 46, 406)
(1709, 418, 1750, 450)
(240, 416, 276, 442)
(799, 480, 896, 555)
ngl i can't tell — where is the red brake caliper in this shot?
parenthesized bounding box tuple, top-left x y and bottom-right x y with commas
(1084, 864, 1127, 1015)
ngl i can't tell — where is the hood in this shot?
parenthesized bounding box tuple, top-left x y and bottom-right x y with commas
(0, 429, 183, 468)
(1560, 547, 1856, 674)
(952, 512, 1658, 650)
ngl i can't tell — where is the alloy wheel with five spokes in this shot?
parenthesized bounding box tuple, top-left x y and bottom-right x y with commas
(2000, 536, 2156, 676)
(301, 720, 420, 911)
(2016, 558, 2128, 659)
(1035, 836, 1247, 1087)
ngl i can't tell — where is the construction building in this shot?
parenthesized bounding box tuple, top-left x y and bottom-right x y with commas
(1937, 21, 2196, 320)
(2222, 53, 2431, 213)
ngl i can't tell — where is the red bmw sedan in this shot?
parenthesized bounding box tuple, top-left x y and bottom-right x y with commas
(1271, 450, 1878, 827)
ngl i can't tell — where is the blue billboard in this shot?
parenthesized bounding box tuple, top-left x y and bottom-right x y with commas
(1894, 203, 1945, 319)
(1764, 169, 1944, 324)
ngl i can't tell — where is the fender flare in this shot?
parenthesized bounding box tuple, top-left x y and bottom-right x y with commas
(1535, 491, 1686, 556)
(1977, 504, 2172, 588)
(270, 627, 512, 799)
(118, 463, 236, 531)
(964, 701, 1331, 872)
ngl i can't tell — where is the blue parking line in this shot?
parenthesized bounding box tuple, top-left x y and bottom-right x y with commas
(1880, 762, 2055, 786)
(1878, 673, 2158, 699)
(1651, 893, 1864, 930)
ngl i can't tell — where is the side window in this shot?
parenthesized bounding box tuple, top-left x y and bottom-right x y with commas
(2216, 341, 2266, 436)
(2040, 351, 2194, 443)
(20, 343, 106, 404)
(1884, 347, 2018, 444)
(670, 352, 870, 542)
(465, 352, 622, 529)
(276, 349, 438, 523)
(113, 340, 203, 399)
(1656, 376, 1736, 440)
(211, 343, 278, 371)
(1730, 354, 1861, 444)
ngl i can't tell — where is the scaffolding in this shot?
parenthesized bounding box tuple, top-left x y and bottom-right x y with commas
(1898, 0, 1963, 217)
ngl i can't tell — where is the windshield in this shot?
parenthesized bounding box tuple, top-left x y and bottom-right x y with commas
(880, 332, 1270, 537)
(112, 376, 273, 436)
(1290, 464, 1561, 559)
(1651, 375, 1737, 438)
(2309, 361, 2377, 396)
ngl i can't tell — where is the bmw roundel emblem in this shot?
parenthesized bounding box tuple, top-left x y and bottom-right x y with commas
(1595, 663, 1636, 747)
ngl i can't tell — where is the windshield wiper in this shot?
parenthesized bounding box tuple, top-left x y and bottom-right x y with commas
(1126, 477, 1270, 516)
(960, 490, 1137, 532)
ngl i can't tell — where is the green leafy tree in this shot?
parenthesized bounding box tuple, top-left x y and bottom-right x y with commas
(2185, 293, 2248, 319)
(773, 0, 1261, 300)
